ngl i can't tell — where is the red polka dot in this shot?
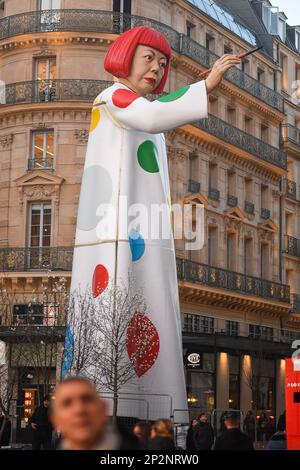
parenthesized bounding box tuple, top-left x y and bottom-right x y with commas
(92, 264, 109, 298)
(112, 89, 140, 108)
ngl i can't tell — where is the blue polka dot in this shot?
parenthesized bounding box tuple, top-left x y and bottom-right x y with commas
(61, 326, 74, 378)
(129, 228, 145, 261)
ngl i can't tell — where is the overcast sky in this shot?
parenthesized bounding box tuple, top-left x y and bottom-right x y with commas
(270, 0, 300, 26)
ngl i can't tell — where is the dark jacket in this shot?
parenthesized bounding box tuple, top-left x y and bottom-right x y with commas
(29, 404, 52, 433)
(266, 431, 287, 450)
(193, 421, 214, 450)
(148, 436, 176, 451)
(214, 428, 254, 450)
(186, 426, 197, 450)
(0, 416, 11, 446)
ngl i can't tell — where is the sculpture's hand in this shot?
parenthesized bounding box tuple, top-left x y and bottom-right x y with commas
(205, 54, 241, 93)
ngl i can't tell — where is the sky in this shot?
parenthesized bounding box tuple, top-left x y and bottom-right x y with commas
(270, 0, 300, 25)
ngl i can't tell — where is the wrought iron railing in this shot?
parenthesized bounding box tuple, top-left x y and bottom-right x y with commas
(183, 312, 299, 343)
(208, 188, 220, 200)
(291, 293, 300, 313)
(244, 200, 255, 214)
(1, 78, 286, 169)
(281, 124, 300, 145)
(188, 179, 200, 194)
(176, 257, 290, 303)
(284, 235, 300, 258)
(2, 79, 112, 105)
(260, 207, 271, 219)
(227, 194, 238, 207)
(0, 9, 284, 111)
(194, 114, 286, 169)
(0, 247, 73, 272)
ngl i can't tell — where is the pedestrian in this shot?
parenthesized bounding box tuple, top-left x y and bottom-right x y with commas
(213, 411, 254, 450)
(132, 421, 151, 448)
(148, 419, 176, 450)
(186, 419, 198, 450)
(277, 410, 286, 432)
(265, 419, 286, 450)
(243, 410, 255, 442)
(29, 394, 53, 450)
(193, 413, 214, 450)
(0, 413, 11, 447)
(258, 412, 269, 443)
(51, 376, 141, 450)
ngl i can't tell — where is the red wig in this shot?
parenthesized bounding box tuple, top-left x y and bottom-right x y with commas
(104, 26, 171, 94)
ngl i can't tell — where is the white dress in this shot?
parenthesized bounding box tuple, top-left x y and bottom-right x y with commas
(65, 80, 208, 420)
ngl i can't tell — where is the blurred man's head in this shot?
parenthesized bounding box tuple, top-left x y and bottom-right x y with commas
(198, 413, 208, 424)
(224, 412, 240, 430)
(43, 395, 51, 407)
(51, 377, 108, 450)
(132, 421, 151, 445)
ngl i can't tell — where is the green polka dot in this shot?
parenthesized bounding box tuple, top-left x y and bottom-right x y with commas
(137, 141, 159, 173)
(158, 86, 190, 102)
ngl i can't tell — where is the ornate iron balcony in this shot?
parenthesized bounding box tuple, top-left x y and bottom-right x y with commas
(2, 79, 112, 105)
(208, 187, 220, 201)
(291, 293, 300, 313)
(281, 124, 300, 145)
(1, 79, 286, 170)
(194, 114, 286, 170)
(0, 9, 284, 112)
(244, 200, 255, 214)
(284, 178, 297, 199)
(260, 207, 270, 219)
(0, 247, 73, 272)
(284, 235, 300, 258)
(188, 179, 200, 193)
(176, 257, 290, 303)
(227, 194, 238, 207)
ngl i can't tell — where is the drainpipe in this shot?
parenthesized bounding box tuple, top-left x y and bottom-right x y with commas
(279, 177, 282, 283)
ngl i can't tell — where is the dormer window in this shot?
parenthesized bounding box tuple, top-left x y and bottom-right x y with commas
(278, 15, 286, 42)
(261, 3, 287, 42)
(296, 30, 300, 52)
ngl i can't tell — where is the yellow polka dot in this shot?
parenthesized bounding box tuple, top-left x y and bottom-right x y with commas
(89, 107, 100, 132)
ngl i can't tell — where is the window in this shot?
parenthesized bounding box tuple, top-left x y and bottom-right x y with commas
(113, 0, 131, 13)
(226, 233, 236, 271)
(226, 320, 239, 336)
(206, 34, 214, 51)
(280, 53, 288, 91)
(227, 104, 236, 126)
(296, 31, 300, 51)
(244, 238, 253, 275)
(209, 163, 218, 190)
(260, 243, 269, 279)
(285, 212, 293, 236)
(245, 178, 253, 201)
(34, 58, 56, 101)
(13, 304, 43, 325)
(278, 18, 286, 42)
(186, 21, 195, 38)
(227, 170, 236, 196)
(38, 0, 60, 9)
(208, 227, 217, 266)
(184, 314, 214, 334)
(27, 203, 52, 269)
(257, 68, 265, 84)
(244, 115, 253, 134)
(241, 59, 249, 74)
(260, 124, 269, 143)
(30, 129, 54, 170)
(113, 0, 132, 32)
(249, 324, 274, 341)
(208, 95, 218, 115)
(251, 358, 275, 413)
(261, 184, 269, 210)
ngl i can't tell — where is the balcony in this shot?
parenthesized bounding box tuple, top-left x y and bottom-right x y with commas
(0, 9, 284, 112)
(176, 257, 290, 304)
(0, 247, 73, 272)
(183, 313, 299, 355)
(291, 294, 300, 313)
(208, 187, 220, 201)
(227, 194, 238, 207)
(2, 79, 112, 105)
(1, 78, 287, 171)
(188, 179, 200, 194)
(284, 235, 300, 258)
(244, 200, 255, 214)
(281, 124, 300, 145)
(193, 114, 286, 170)
(260, 207, 271, 219)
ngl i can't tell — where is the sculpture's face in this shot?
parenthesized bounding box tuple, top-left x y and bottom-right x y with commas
(124, 45, 167, 95)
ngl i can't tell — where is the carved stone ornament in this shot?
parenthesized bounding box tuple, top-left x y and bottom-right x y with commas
(0, 134, 13, 149)
(74, 129, 89, 144)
